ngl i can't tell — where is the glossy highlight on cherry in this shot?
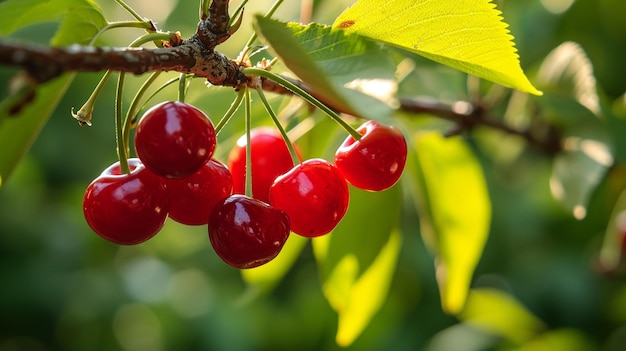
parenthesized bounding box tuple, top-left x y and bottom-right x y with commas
(208, 195, 290, 269)
(83, 158, 169, 245)
(134, 101, 217, 179)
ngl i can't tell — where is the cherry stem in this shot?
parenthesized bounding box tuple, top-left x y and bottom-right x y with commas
(199, 0, 210, 20)
(244, 88, 253, 198)
(71, 70, 112, 126)
(178, 73, 187, 103)
(128, 32, 173, 48)
(255, 87, 300, 166)
(92, 21, 155, 44)
(122, 71, 162, 153)
(244, 0, 284, 49)
(115, 72, 130, 174)
(229, 0, 249, 27)
(214, 89, 245, 135)
(115, 0, 147, 23)
(243, 67, 362, 141)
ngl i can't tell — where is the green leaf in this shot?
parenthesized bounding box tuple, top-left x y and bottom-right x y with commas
(407, 131, 491, 314)
(333, 0, 541, 95)
(312, 185, 403, 347)
(0, 0, 106, 186)
(520, 329, 596, 351)
(0, 0, 104, 38)
(458, 288, 545, 344)
(534, 43, 613, 219)
(550, 133, 613, 219)
(598, 189, 626, 271)
(241, 234, 308, 294)
(535, 42, 600, 117)
(253, 16, 396, 122)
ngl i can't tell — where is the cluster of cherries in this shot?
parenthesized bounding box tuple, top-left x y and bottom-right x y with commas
(83, 101, 408, 269)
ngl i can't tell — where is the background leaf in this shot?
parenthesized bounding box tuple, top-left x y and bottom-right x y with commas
(458, 288, 545, 344)
(253, 16, 396, 122)
(0, 0, 106, 186)
(534, 42, 613, 219)
(333, 0, 541, 95)
(240, 234, 308, 296)
(407, 131, 491, 314)
(312, 184, 403, 347)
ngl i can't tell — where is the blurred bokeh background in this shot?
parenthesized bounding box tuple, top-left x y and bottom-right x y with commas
(1, 0, 626, 350)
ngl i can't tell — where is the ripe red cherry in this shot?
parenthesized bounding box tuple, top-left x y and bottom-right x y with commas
(228, 127, 299, 203)
(208, 195, 290, 269)
(134, 101, 216, 179)
(83, 158, 169, 245)
(335, 120, 407, 191)
(164, 159, 233, 225)
(269, 158, 349, 237)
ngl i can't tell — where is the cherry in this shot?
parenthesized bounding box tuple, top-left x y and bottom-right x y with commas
(269, 158, 349, 237)
(134, 101, 216, 179)
(164, 159, 233, 225)
(208, 195, 290, 269)
(83, 158, 169, 245)
(228, 127, 299, 203)
(334, 120, 407, 191)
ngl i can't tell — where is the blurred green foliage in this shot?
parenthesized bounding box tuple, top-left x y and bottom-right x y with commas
(1, 0, 626, 350)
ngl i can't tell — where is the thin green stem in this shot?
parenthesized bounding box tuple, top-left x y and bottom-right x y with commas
(244, 0, 284, 48)
(243, 68, 362, 140)
(214, 89, 246, 134)
(199, 0, 210, 20)
(71, 70, 113, 126)
(115, 73, 130, 174)
(115, 0, 146, 22)
(89, 21, 154, 45)
(132, 76, 182, 127)
(178, 73, 187, 103)
(244, 88, 253, 198)
(229, 0, 250, 27)
(122, 71, 162, 151)
(128, 32, 173, 48)
(256, 88, 300, 166)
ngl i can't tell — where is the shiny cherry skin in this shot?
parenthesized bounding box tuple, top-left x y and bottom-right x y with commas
(228, 127, 299, 203)
(164, 159, 233, 225)
(269, 158, 349, 237)
(83, 158, 169, 245)
(208, 195, 290, 269)
(335, 120, 407, 191)
(134, 101, 216, 179)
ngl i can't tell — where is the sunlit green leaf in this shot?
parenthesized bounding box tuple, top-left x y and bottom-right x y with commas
(52, 3, 107, 45)
(408, 131, 491, 314)
(0, 0, 106, 186)
(241, 234, 308, 294)
(333, 0, 541, 95)
(458, 288, 545, 344)
(253, 16, 396, 122)
(313, 184, 402, 347)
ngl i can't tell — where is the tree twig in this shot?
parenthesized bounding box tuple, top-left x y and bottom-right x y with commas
(0, 0, 560, 154)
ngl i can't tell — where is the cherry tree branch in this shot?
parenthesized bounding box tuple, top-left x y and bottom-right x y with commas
(0, 40, 243, 90)
(0, 0, 560, 154)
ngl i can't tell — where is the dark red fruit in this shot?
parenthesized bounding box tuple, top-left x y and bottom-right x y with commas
(335, 120, 407, 191)
(164, 159, 233, 225)
(208, 195, 290, 269)
(83, 158, 169, 245)
(134, 101, 216, 179)
(228, 127, 299, 203)
(269, 158, 349, 237)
